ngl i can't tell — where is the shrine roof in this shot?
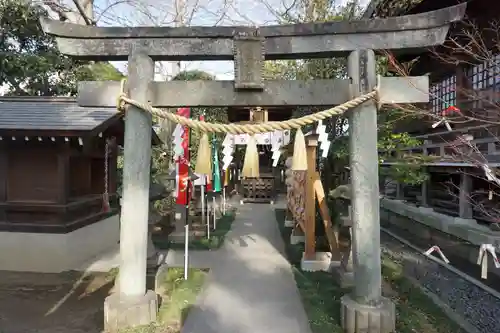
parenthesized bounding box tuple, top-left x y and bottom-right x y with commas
(0, 96, 118, 132)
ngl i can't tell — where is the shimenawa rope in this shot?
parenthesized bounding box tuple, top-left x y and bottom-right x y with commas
(116, 79, 378, 135)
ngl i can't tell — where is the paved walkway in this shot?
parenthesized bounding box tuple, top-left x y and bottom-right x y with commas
(177, 200, 312, 333)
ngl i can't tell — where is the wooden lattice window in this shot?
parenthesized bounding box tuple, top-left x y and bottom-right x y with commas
(466, 54, 500, 108)
(430, 76, 456, 114)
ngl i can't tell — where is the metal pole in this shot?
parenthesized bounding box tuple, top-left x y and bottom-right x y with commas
(184, 212, 189, 280)
(347, 49, 382, 305)
(213, 196, 217, 229)
(206, 194, 210, 239)
(118, 50, 154, 297)
(201, 180, 205, 224)
(222, 187, 226, 214)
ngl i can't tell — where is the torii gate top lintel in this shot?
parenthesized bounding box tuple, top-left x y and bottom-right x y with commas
(40, 3, 465, 62)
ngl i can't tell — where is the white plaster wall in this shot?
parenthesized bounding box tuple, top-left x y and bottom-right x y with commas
(0, 214, 120, 273)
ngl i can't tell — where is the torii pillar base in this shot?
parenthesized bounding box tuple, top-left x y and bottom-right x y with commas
(340, 295, 396, 333)
(104, 290, 158, 332)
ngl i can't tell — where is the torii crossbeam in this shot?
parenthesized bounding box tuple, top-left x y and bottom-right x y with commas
(41, 4, 464, 61)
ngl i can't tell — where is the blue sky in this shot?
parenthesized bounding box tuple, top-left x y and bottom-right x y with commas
(91, 0, 370, 80)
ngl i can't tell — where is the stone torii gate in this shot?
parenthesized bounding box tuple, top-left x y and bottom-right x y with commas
(41, 4, 465, 332)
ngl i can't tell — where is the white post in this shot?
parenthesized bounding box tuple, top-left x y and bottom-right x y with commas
(118, 50, 154, 297)
(206, 194, 210, 239)
(184, 221, 189, 280)
(213, 196, 217, 229)
(222, 187, 226, 214)
(201, 181, 205, 224)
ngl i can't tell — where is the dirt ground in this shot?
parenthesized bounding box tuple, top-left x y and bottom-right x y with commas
(0, 270, 117, 333)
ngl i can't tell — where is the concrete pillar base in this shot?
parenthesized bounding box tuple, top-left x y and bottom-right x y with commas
(290, 234, 305, 245)
(284, 219, 295, 227)
(300, 251, 332, 271)
(340, 295, 396, 333)
(104, 290, 158, 332)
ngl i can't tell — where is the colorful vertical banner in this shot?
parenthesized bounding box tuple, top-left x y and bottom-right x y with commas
(212, 137, 222, 192)
(176, 107, 190, 205)
(200, 114, 213, 192)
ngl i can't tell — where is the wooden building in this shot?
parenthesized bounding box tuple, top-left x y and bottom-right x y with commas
(0, 96, 159, 272)
(366, 0, 500, 226)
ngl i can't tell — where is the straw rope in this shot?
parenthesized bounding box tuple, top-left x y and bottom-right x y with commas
(116, 79, 377, 135)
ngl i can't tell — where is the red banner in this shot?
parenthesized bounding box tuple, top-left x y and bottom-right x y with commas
(176, 107, 190, 205)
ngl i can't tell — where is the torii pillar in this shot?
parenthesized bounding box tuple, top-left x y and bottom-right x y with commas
(104, 50, 158, 330)
(340, 49, 396, 332)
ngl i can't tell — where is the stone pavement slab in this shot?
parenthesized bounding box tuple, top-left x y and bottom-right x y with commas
(180, 201, 312, 333)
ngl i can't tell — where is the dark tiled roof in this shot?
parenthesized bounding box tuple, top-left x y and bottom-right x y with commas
(0, 96, 118, 131)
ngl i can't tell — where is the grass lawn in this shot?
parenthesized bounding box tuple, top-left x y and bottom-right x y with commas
(153, 209, 236, 251)
(118, 268, 207, 333)
(274, 208, 466, 333)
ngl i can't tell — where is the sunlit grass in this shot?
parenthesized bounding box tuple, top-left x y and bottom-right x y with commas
(274, 208, 465, 333)
(117, 268, 207, 333)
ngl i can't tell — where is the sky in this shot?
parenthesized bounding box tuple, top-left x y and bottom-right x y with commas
(0, 0, 370, 95)
(90, 0, 371, 80)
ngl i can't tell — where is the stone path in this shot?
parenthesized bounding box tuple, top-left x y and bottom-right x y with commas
(174, 200, 312, 333)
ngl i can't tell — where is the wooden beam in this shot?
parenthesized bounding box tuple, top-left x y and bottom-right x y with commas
(314, 171, 341, 261)
(0, 209, 119, 234)
(304, 137, 317, 260)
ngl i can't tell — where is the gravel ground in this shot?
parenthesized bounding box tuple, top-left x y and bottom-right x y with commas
(381, 232, 500, 333)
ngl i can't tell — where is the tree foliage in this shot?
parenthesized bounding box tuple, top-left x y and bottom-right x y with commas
(0, 0, 123, 96)
(262, 0, 427, 189)
(152, 69, 228, 178)
(151, 69, 229, 213)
